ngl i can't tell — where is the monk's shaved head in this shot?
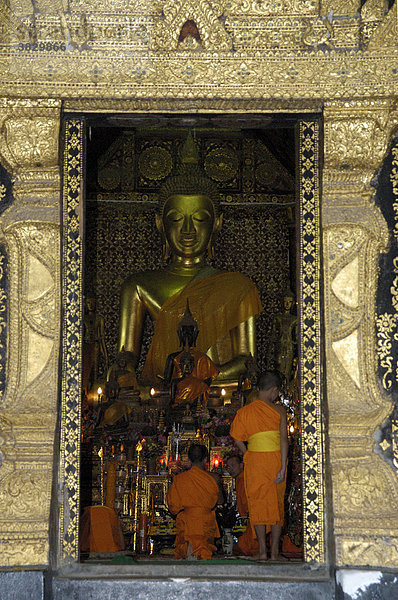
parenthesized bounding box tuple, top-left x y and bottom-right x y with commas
(188, 444, 208, 464)
(257, 370, 282, 391)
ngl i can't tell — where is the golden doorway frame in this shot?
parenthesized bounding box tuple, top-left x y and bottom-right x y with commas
(59, 115, 325, 565)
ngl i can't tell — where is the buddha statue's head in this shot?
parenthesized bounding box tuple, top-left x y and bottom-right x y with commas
(179, 350, 195, 376)
(156, 131, 222, 263)
(283, 291, 295, 313)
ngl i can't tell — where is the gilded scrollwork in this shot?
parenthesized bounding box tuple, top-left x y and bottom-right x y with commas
(367, 4, 398, 51)
(323, 104, 398, 566)
(338, 536, 398, 569)
(0, 101, 61, 567)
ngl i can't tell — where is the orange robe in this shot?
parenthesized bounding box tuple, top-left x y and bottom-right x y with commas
(173, 349, 219, 406)
(234, 471, 259, 556)
(230, 399, 286, 529)
(174, 375, 211, 406)
(167, 466, 220, 560)
(80, 506, 125, 553)
(142, 270, 262, 383)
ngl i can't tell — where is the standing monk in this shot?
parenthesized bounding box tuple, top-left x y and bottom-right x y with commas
(230, 371, 288, 561)
(167, 444, 222, 560)
(226, 455, 258, 557)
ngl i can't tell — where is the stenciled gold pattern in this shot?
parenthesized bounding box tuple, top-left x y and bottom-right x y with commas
(60, 118, 84, 563)
(298, 120, 325, 563)
(377, 142, 398, 392)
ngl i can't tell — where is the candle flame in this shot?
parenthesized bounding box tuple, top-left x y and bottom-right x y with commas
(150, 388, 155, 396)
(97, 387, 102, 395)
(221, 388, 226, 396)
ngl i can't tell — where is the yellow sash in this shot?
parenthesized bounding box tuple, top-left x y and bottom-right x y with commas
(247, 430, 280, 452)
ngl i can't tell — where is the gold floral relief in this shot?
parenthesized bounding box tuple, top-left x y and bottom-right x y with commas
(0, 102, 61, 566)
(323, 104, 398, 567)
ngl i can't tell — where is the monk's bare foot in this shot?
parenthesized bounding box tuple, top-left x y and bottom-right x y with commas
(253, 553, 268, 561)
(187, 543, 197, 560)
(269, 554, 289, 562)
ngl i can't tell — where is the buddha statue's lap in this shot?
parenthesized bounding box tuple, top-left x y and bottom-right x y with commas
(116, 132, 263, 390)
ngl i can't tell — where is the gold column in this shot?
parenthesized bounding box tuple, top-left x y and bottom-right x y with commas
(0, 98, 61, 566)
(323, 99, 398, 567)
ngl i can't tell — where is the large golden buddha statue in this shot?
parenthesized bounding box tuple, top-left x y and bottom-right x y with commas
(118, 132, 262, 386)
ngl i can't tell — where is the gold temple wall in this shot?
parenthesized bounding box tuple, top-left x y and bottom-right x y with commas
(0, 0, 397, 570)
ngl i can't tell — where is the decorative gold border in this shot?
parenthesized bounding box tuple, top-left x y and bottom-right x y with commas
(298, 119, 325, 563)
(60, 118, 84, 563)
(59, 115, 325, 565)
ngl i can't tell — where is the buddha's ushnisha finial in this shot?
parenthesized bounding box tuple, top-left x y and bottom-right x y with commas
(180, 129, 200, 165)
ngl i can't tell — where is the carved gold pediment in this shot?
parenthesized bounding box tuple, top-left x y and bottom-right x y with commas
(150, 0, 232, 51)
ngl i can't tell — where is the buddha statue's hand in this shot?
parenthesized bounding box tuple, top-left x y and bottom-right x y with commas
(213, 353, 252, 385)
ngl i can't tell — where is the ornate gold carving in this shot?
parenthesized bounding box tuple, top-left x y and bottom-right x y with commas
(2, 117, 58, 170)
(337, 536, 398, 568)
(323, 104, 398, 567)
(324, 101, 398, 197)
(367, 4, 398, 51)
(0, 101, 61, 566)
(225, 0, 318, 15)
(0, 0, 397, 574)
(320, 0, 360, 16)
(302, 16, 334, 49)
(0, 4, 396, 100)
(150, 0, 232, 52)
(361, 0, 389, 21)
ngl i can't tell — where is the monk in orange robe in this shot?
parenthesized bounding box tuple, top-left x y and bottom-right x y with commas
(167, 444, 222, 560)
(230, 370, 288, 561)
(226, 455, 258, 556)
(80, 506, 125, 553)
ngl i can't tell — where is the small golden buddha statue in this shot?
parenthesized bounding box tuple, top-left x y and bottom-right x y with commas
(117, 131, 263, 387)
(83, 296, 109, 393)
(273, 291, 297, 384)
(100, 348, 140, 427)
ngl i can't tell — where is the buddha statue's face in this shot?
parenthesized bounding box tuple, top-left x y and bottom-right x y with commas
(159, 194, 221, 262)
(283, 296, 294, 312)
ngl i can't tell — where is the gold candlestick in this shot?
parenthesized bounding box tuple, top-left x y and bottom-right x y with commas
(133, 440, 143, 552)
(98, 447, 104, 505)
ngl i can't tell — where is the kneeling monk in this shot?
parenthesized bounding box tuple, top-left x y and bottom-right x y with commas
(167, 444, 222, 560)
(230, 370, 288, 561)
